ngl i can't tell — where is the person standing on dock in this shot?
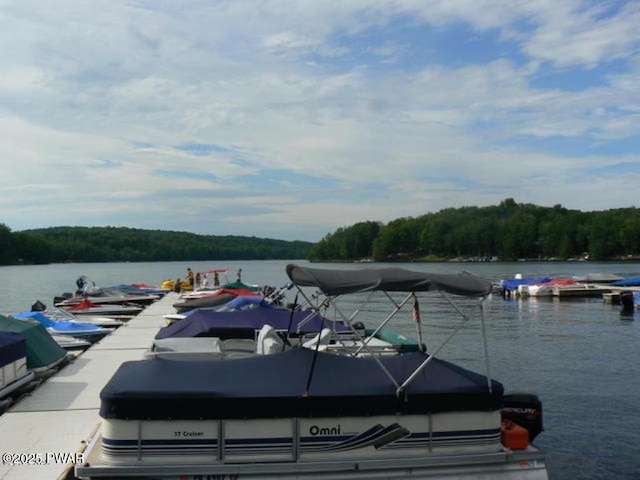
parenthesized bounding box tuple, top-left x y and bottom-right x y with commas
(186, 268, 195, 290)
(236, 268, 242, 282)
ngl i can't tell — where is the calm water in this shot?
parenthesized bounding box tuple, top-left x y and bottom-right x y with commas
(1, 260, 639, 480)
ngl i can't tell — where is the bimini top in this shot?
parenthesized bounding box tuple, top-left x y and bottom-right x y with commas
(155, 304, 350, 340)
(99, 348, 503, 420)
(286, 264, 493, 297)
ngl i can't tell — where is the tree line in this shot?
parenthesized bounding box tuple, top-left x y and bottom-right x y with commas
(0, 225, 313, 265)
(308, 199, 640, 262)
(4, 199, 640, 265)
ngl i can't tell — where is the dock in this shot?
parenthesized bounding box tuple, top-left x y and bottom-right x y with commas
(0, 292, 178, 480)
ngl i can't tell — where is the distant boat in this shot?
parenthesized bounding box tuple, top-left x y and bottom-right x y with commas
(53, 275, 161, 308)
(571, 273, 624, 283)
(61, 298, 143, 317)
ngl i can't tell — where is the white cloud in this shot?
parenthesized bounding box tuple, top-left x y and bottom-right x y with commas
(0, 0, 639, 241)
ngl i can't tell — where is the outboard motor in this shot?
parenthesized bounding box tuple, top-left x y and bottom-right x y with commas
(502, 393, 543, 442)
(31, 300, 47, 312)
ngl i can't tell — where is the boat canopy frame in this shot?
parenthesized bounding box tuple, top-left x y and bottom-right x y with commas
(285, 264, 495, 395)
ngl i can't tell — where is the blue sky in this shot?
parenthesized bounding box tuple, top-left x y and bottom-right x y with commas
(1, 1, 639, 242)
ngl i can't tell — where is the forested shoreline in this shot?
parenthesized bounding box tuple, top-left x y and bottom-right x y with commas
(3, 199, 640, 265)
(308, 199, 640, 262)
(0, 225, 313, 265)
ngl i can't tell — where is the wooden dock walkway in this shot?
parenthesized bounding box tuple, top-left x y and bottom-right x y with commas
(0, 293, 177, 480)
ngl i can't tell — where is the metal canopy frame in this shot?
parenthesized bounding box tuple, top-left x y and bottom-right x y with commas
(286, 264, 494, 395)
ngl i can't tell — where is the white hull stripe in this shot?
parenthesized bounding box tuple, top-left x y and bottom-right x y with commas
(102, 427, 500, 456)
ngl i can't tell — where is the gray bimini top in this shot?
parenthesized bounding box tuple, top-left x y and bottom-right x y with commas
(285, 264, 493, 297)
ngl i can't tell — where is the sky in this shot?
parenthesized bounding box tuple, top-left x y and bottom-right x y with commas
(1, 1, 639, 242)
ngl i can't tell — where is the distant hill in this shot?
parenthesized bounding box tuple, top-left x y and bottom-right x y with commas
(307, 199, 640, 262)
(3, 226, 313, 264)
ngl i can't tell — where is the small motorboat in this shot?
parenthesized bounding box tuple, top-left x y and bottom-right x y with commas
(13, 311, 115, 342)
(30, 300, 125, 328)
(53, 276, 161, 308)
(61, 298, 143, 318)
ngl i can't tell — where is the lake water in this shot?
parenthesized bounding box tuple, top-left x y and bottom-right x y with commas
(1, 260, 639, 479)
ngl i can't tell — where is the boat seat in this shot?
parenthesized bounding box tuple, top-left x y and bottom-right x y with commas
(302, 328, 332, 349)
(222, 338, 256, 358)
(256, 325, 284, 355)
(146, 337, 223, 360)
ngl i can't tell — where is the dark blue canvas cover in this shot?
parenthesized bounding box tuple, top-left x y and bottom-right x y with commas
(99, 348, 503, 420)
(0, 332, 27, 368)
(155, 305, 349, 340)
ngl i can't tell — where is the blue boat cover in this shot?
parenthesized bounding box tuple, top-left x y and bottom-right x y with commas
(99, 348, 503, 420)
(13, 311, 104, 332)
(501, 277, 551, 292)
(155, 305, 349, 340)
(222, 295, 271, 310)
(109, 284, 167, 295)
(611, 276, 640, 287)
(0, 332, 27, 368)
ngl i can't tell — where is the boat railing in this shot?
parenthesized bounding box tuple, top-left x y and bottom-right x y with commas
(289, 282, 493, 397)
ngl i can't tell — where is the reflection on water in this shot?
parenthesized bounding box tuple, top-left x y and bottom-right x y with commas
(0, 260, 639, 479)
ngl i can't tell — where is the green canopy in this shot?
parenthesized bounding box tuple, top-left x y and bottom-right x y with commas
(0, 314, 67, 371)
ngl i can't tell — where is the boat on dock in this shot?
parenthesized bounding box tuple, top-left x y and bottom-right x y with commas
(13, 311, 115, 342)
(75, 264, 548, 480)
(0, 314, 68, 374)
(60, 298, 143, 318)
(0, 332, 34, 404)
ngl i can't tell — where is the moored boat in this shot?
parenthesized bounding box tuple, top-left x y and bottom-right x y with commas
(0, 314, 68, 378)
(61, 298, 143, 318)
(76, 264, 548, 480)
(0, 332, 35, 401)
(30, 300, 125, 328)
(13, 311, 114, 342)
(54, 276, 161, 308)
